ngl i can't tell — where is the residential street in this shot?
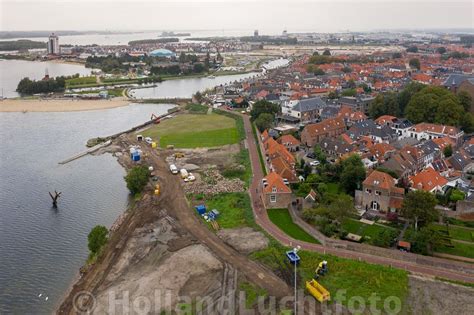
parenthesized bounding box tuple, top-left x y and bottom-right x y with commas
(241, 113, 474, 284)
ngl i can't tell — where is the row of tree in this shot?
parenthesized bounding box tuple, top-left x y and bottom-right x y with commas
(16, 76, 70, 94)
(368, 82, 474, 132)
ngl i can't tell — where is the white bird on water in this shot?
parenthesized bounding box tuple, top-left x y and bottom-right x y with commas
(45, 297, 49, 301)
(38, 293, 42, 298)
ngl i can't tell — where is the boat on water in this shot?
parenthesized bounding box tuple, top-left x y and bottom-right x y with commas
(207, 75, 216, 79)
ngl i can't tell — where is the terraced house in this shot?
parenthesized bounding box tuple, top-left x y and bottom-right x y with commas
(301, 117, 346, 147)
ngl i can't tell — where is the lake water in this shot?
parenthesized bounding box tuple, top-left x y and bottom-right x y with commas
(0, 29, 281, 46)
(130, 72, 260, 99)
(0, 59, 92, 98)
(0, 103, 175, 314)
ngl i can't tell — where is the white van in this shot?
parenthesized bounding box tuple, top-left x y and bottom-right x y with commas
(169, 164, 178, 174)
(180, 168, 189, 179)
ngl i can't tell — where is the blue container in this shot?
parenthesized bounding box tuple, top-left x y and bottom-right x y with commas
(195, 205, 206, 215)
(286, 250, 301, 264)
(132, 153, 141, 161)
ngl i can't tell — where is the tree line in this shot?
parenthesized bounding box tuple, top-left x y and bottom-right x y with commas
(368, 82, 474, 132)
(16, 74, 79, 94)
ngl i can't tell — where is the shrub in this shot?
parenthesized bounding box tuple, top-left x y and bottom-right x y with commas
(88, 225, 108, 256)
(124, 166, 150, 195)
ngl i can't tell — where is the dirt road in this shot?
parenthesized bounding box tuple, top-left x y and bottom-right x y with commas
(240, 113, 474, 284)
(141, 137, 291, 299)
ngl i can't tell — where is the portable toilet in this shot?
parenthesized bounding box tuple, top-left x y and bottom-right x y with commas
(195, 205, 206, 215)
(130, 147, 137, 158)
(151, 142, 157, 148)
(137, 135, 143, 141)
(132, 152, 141, 161)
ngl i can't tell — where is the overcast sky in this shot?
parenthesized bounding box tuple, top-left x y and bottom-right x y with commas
(1, 0, 473, 32)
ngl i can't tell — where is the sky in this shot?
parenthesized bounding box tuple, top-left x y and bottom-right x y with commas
(1, 0, 473, 32)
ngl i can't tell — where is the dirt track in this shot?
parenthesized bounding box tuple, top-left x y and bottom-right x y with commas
(57, 133, 290, 314)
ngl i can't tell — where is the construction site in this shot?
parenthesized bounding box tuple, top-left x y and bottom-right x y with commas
(57, 107, 474, 315)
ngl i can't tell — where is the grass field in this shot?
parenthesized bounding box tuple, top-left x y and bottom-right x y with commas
(437, 241, 474, 259)
(202, 192, 256, 229)
(431, 224, 474, 242)
(267, 208, 320, 244)
(251, 240, 408, 309)
(342, 218, 398, 240)
(66, 76, 97, 87)
(142, 113, 239, 148)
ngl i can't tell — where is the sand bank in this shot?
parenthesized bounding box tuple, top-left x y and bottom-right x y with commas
(0, 98, 131, 112)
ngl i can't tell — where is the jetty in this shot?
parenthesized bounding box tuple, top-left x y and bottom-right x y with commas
(58, 140, 112, 164)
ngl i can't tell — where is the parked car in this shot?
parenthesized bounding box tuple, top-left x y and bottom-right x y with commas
(169, 164, 178, 174)
(180, 168, 189, 179)
(184, 173, 196, 182)
(310, 161, 320, 167)
(306, 152, 316, 159)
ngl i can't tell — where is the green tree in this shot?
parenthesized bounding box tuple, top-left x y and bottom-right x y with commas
(204, 51, 210, 70)
(339, 154, 366, 194)
(254, 113, 274, 132)
(368, 92, 400, 119)
(342, 66, 352, 73)
(328, 91, 338, 99)
(397, 82, 426, 114)
(124, 166, 150, 195)
(436, 47, 447, 54)
(313, 145, 327, 164)
(250, 100, 280, 120)
(460, 112, 474, 133)
(193, 91, 203, 103)
(313, 68, 325, 76)
(327, 194, 356, 223)
(322, 49, 331, 56)
(372, 229, 398, 248)
(341, 88, 357, 97)
(409, 58, 421, 70)
(401, 190, 438, 230)
(434, 97, 464, 126)
(306, 64, 315, 73)
(179, 52, 186, 63)
(312, 51, 319, 56)
(443, 144, 453, 157)
(88, 225, 108, 255)
(407, 227, 443, 255)
(457, 90, 472, 112)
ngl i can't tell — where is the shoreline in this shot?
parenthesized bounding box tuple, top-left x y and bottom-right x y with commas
(0, 98, 131, 112)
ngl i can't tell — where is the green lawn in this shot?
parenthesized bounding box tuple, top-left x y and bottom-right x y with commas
(437, 241, 474, 259)
(66, 76, 97, 87)
(251, 240, 408, 309)
(203, 192, 255, 229)
(142, 113, 239, 148)
(267, 208, 320, 244)
(431, 224, 474, 242)
(342, 218, 398, 240)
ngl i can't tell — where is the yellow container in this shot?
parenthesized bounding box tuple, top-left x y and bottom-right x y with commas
(151, 142, 157, 148)
(306, 280, 330, 303)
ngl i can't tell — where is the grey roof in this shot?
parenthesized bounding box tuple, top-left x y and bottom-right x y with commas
(391, 137, 420, 150)
(347, 119, 397, 141)
(463, 143, 474, 158)
(393, 118, 413, 129)
(442, 74, 474, 88)
(320, 106, 340, 119)
(449, 151, 471, 171)
(292, 97, 326, 112)
(417, 140, 440, 157)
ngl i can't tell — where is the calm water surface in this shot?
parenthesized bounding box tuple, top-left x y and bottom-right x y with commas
(0, 59, 92, 98)
(0, 103, 175, 314)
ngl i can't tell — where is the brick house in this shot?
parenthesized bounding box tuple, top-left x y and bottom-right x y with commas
(356, 170, 404, 213)
(409, 167, 448, 193)
(300, 117, 346, 147)
(277, 134, 301, 152)
(261, 172, 292, 209)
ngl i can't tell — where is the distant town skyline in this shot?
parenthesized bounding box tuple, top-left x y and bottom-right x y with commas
(1, 0, 473, 32)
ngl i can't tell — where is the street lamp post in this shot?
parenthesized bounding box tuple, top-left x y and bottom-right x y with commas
(286, 245, 301, 315)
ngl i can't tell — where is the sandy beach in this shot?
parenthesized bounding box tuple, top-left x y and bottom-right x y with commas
(0, 98, 131, 112)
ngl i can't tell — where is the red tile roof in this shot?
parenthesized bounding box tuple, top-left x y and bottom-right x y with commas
(262, 172, 292, 193)
(409, 167, 448, 192)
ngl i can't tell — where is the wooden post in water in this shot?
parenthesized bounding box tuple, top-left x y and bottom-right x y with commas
(49, 191, 62, 208)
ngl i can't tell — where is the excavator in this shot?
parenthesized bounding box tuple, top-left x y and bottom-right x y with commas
(150, 113, 160, 124)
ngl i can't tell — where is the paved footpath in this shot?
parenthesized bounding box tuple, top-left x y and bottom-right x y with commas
(241, 113, 474, 284)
